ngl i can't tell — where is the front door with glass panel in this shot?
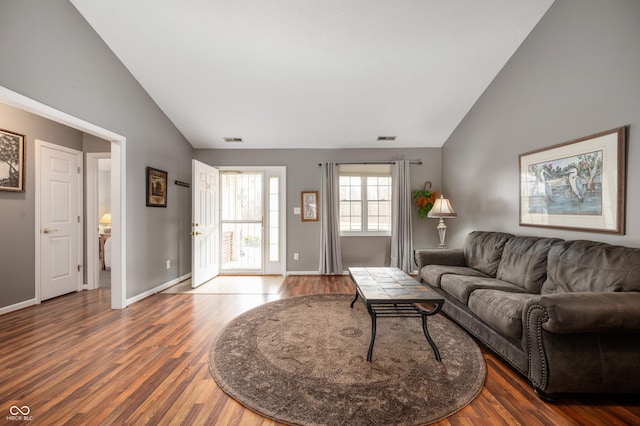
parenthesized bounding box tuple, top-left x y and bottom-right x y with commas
(220, 171, 264, 273)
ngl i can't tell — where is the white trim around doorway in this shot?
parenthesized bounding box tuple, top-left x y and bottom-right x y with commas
(0, 85, 127, 310)
(86, 152, 111, 290)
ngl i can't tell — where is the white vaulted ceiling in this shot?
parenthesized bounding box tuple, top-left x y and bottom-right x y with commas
(70, 0, 554, 149)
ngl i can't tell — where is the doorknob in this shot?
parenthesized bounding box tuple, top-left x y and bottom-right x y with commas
(43, 228, 59, 234)
(190, 231, 202, 236)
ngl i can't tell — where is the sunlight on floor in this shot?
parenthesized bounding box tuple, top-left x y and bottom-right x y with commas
(163, 275, 284, 295)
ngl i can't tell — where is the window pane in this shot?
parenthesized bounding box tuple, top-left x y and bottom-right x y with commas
(350, 184, 361, 200)
(367, 184, 377, 200)
(339, 186, 350, 200)
(268, 176, 279, 262)
(378, 185, 390, 200)
(379, 201, 390, 216)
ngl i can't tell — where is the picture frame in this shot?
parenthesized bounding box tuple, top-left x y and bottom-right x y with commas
(519, 126, 626, 234)
(146, 166, 168, 207)
(301, 191, 318, 222)
(0, 128, 26, 192)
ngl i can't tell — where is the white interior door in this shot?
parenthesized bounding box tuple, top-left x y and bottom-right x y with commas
(191, 160, 219, 287)
(39, 143, 82, 301)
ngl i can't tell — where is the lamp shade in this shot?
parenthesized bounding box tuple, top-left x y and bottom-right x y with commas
(100, 213, 112, 225)
(428, 195, 457, 218)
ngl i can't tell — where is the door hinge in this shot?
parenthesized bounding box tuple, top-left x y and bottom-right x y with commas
(78, 216, 81, 223)
(78, 166, 81, 174)
(77, 264, 82, 272)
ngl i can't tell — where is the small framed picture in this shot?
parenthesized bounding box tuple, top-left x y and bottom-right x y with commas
(146, 167, 168, 207)
(301, 191, 318, 222)
(0, 128, 26, 192)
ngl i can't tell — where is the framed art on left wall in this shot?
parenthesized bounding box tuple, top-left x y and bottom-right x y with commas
(146, 166, 168, 207)
(0, 128, 26, 192)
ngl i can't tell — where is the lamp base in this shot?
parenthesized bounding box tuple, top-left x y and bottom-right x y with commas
(436, 218, 447, 249)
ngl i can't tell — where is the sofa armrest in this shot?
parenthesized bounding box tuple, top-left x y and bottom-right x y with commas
(526, 292, 640, 394)
(414, 248, 465, 272)
(531, 292, 640, 334)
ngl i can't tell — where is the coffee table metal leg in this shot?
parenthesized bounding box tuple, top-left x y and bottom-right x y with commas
(421, 313, 441, 362)
(366, 304, 377, 362)
(350, 291, 359, 308)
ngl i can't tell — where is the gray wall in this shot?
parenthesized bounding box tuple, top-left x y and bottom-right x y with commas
(194, 148, 442, 271)
(0, 103, 83, 306)
(442, 0, 640, 248)
(0, 0, 193, 305)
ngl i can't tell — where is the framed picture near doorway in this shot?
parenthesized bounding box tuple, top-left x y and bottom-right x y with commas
(301, 191, 318, 222)
(146, 166, 168, 207)
(0, 128, 26, 192)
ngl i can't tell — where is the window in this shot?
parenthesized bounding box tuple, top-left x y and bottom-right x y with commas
(339, 164, 392, 235)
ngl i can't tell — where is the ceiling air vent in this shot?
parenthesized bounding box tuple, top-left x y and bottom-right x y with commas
(377, 136, 396, 141)
(223, 137, 243, 143)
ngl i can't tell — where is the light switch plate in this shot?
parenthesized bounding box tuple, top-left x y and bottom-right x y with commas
(294, 207, 301, 215)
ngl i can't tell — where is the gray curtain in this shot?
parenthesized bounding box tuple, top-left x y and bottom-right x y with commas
(319, 162, 343, 274)
(390, 160, 413, 272)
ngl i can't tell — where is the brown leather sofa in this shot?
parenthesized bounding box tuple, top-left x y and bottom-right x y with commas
(415, 231, 640, 399)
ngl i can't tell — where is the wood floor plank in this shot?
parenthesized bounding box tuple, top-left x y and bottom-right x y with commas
(0, 275, 638, 425)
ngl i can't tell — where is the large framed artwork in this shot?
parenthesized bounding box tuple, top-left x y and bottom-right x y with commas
(0, 128, 26, 192)
(519, 126, 626, 234)
(146, 166, 168, 207)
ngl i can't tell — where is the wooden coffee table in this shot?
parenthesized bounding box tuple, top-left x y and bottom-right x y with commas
(348, 267, 445, 362)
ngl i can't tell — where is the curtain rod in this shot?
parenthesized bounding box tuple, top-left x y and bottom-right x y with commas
(317, 160, 422, 166)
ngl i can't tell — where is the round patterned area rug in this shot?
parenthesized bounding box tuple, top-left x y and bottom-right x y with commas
(209, 294, 486, 426)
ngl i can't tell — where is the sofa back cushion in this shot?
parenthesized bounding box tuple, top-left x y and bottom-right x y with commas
(542, 240, 640, 294)
(463, 231, 514, 277)
(496, 236, 562, 293)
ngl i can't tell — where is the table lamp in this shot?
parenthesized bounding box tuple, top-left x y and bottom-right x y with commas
(100, 213, 112, 233)
(427, 195, 456, 248)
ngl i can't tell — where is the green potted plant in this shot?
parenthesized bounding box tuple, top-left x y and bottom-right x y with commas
(413, 181, 439, 219)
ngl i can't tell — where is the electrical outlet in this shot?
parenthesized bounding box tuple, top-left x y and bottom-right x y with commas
(166, 260, 171, 269)
(293, 253, 299, 260)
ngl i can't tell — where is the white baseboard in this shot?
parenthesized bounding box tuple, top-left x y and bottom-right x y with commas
(126, 273, 191, 306)
(0, 298, 38, 316)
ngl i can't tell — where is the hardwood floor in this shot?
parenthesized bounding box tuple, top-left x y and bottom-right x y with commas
(1, 275, 638, 425)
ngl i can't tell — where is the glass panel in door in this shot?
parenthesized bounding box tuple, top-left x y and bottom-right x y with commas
(220, 171, 263, 272)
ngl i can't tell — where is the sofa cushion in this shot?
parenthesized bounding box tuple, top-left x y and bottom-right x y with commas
(440, 274, 527, 304)
(496, 236, 562, 293)
(543, 240, 640, 294)
(463, 231, 514, 277)
(421, 265, 488, 288)
(468, 290, 541, 340)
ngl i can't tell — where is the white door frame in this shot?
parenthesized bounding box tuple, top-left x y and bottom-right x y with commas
(35, 141, 84, 301)
(86, 152, 111, 290)
(0, 85, 128, 309)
